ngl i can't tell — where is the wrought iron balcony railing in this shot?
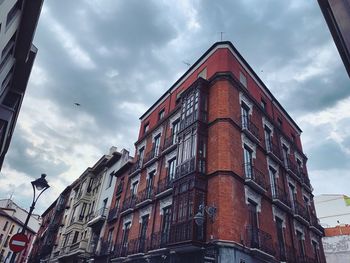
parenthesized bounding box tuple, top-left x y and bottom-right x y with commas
(293, 201, 310, 223)
(115, 182, 123, 195)
(149, 231, 171, 251)
(137, 187, 155, 205)
(175, 156, 196, 179)
(162, 136, 175, 152)
(107, 207, 119, 222)
(144, 146, 160, 164)
(241, 117, 260, 141)
(121, 196, 136, 213)
(243, 163, 268, 193)
(246, 225, 276, 256)
(170, 219, 193, 243)
(156, 177, 173, 196)
(266, 141, 282, 160)
(271, 186, 291, 209)
(129, 160, 142, 175)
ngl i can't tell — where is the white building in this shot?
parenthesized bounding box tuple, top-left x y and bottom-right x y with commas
(314, 194, 350, 227)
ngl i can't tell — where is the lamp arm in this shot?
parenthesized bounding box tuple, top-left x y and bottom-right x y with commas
(34, 186, 50, 204)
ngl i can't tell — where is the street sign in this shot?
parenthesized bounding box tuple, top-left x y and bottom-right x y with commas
(9, 233, 29, 253)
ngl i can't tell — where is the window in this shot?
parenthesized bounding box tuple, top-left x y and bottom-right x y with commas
(241, 103, 250, 129)
(143, 123, 149, 134)
(72, 231, 79, 244)
(264, 126, 272, 151)
(172, 119, 180, 144)
(139, 215, 148, 251)
(3, 221, 8, 231)
(79, 203, 87, 221)
(248, 200, 258, 247)
(288, 184, 296, 209)
(103, 198, 108, 210)
(177, 130, 197, 164)
(146, 171, 155, 198)
(138, 146, 145, 164)
(9, 225, 14, 234)
(161, 206, 172, 244)
(296, 158, 302, 174)
(63, 233, 70, 247)
(0, 234, 3, 243)
(115, 198, 120, 210)
(154, 134, 161, 156)
(4, 236, 9, 247)
(6, 1, 21, 27)
(158, 109, 165, 120)
(239, 71, 247, 88)
(296, 231, 305, 258)
(312, 240, 320, 263)
(243, 146, 253, 178)
(168, 158, 176, 181)
(282, 145, 289, 167)
(131, 181, 138, 197)
(261, 99, 267, 110)
(122, 222, 131, 252)
(269, 166, 277, 197)
(107, 228, 114, 249)
(276, 217, 286, 260)
(107, 172, 114, 188)
(291, 133, 296, 143)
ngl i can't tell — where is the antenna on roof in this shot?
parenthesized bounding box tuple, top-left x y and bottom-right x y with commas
(219, 31, 225, 41)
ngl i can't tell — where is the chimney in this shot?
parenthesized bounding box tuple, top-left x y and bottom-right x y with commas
(109, 146, 118, 155)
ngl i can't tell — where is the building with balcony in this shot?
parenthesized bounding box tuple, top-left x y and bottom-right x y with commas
(99, 41, 326, 263)
(0, 0, 44, 170)
(29, 186, 71, 263)
(0, 199, 41, 263)
(87, 148, 132, 261)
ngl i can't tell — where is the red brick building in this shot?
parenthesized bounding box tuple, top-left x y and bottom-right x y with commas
(101, 41, 326, 263)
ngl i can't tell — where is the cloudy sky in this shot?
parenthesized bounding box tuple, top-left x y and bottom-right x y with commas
(1, 0, 349, 214)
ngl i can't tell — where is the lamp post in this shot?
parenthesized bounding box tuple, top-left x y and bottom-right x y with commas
(10, 174, 50, 263)
(193, 204, 217, 226)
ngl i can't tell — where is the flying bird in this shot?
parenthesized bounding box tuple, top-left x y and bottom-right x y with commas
(74, 102, 81, 106)
(182, 61, 191, 67)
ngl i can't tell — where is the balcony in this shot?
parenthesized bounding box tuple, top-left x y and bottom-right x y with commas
(309, 214, 324, 236)
(301, 173, 313, 192)
(293, 201, 310, 225)
(99, 240, 113, 256)
(271, 186, 291, 211)
(107, 207, 119, 222)
(266, 141, 282, 162)
(149, 231, 171, 251)
(275, 242, 287, 262)
(136, 187, 155, 207)
(246, 225, 276, 258)
(243, 163, 268, 194)
(115, 182, 123, 196)
(175, 157, 196, 179)
(162, 136, 176, 154)
(127, 238, 148, 255)
(169, 219, 194, 244)
(120, 196, 136, 215)
(241, 117, 260, 142)
(87, 207, 109, 228)
(143, 147, 160, 165)
(285, 159, 301, 181)
(156, 177, 173, 198)
(129, 160, 142, 175)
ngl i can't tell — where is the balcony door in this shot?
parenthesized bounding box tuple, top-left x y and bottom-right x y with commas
(243, 146, 253, 178)
(146, 171, 154, 198)
(269, 166, 277, 197)
(248, 200, 258, 247)
(161, 206, 172, 245)
(275, 217, 286, 260)
(139, 216, 148, 252)
(241, 103, 250, 129)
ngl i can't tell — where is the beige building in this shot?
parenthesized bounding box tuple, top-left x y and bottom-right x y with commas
(0, 199, 41, 263)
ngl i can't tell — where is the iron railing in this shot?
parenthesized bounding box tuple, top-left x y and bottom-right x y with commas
(137, 187, 155, 204)
(243, 163, 268, 191)
(246, 225, 276, 256)
(149, 231, 171, 250)
(144, 146, 160, 164)
(107, 207, 119, 222)
(129, 160, 142, 174)
(272, 186, 291, 208)
(175, 157, 196, 179)
(156, 177, 173, 195)
(121, 196, 136, 212)
(115, 182, 123, 195)
(87, 207, 109, 221)
(169, 219, 193, 243)
(294, 201, 310, 222)
(266, 141, 282, 160)
(162, 136, 175, 151)
(241, 117, 260, 140)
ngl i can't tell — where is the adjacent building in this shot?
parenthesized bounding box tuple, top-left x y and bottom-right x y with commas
(0, 199, 41, 262)
(317, 0, 350, 77)
(0, 0, 44, 170)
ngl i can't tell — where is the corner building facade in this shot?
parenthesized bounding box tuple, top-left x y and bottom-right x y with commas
(103, 41, 326, 263)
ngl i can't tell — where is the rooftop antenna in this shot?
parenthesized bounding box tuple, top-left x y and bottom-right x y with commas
(182, 60, 191, 67)
(219, 31, 225, 41)
(9, 190, 14, 201)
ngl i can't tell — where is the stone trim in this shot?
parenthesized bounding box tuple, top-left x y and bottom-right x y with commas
(160, 196, 172, 215)
(139, 205, 152, 222)
(272, 205, 286, 228)
(152, 126, 163, 140)
(262, 117, 274, 136)
(241, 134, 256, 159)
(239, 92, 253, 115)
(244, 186, 261, 212)
(122, 214, 133, 229)
(165, 151, 177, 167)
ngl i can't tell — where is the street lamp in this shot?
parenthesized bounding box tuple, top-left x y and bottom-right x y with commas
(10, 174, 50, 263)
(193, 204, 217, 226)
